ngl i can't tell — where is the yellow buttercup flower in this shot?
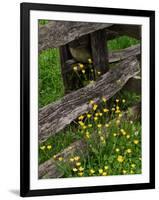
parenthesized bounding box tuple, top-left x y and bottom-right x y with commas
(131, 164, 136, 168)
(97, 71, 101, 75)
(58, 157, 63, 161)
(123, 170, 127, 174)
(116, 99, 119, 103)
(100, 136, 104, 141)
(122, 99, 126, 103)
(78, 172, 84, 176)
(120, 129, 124, 133)
(88, 58, 92, 63)
(103, 108, 109, 113)
(73, 66, 78, 71)
(118, 113, 122, 118)
(99, 112, 103, 116)
(86, 134, 90, 139)
(78, 121, 84, 127)
(74, 156, 80, 161)
(113, 133, 117, 137)
(117, 155, 124, 163)
(122, 131, 127, 136)
(98, 130, 102, 135)
(93, 104, 98, 111)
(116, 120, 120, 124)
(98, 169, 103, 174)
(115, 109, 121, 114)
(88, 124, 92, 128)
(89, 169, 95, 174)
(89, 100, 94, 105)
(82, 69, 85, 74)
(134, 140, 139, 144)
(97, 124, 102, 128)
(78, 115, 84, 120)
(112, 108, 115, 111)
(78, 166, 84, 171)
(47, 145, 52, 150)
(104, 166, 109, 170)
(53, 155, 57, 159)
(102, 140, 106, 144)
(115, 148, 120, 152)
(69, 158, 74, 162)
(105, 124, 109, 128)
(102, 172, 107, 176)
(130, 170, 134, 174)
(95, 113, 99, 117)
(94, 117, 98, 121)
(40, 145, 45, 150)
(127, 149, 132, 153)
(126, 135, 130, 139)
(86, 131, 90, 139)
(72, 168, 78, 172)
(82, 125, 87, 129)
(87, 114, 92, 118)
(76, 162, 81, 167)
(85, 131, 90, 135)
(102, 97, 107, 102)
(79, 63, 84, 69)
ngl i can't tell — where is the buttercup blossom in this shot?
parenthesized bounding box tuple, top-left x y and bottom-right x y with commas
(117, 155, 124, 163)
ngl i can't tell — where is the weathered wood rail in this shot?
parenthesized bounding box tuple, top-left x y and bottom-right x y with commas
(38, 22, 140, 52)
(39, 56, 140, 144)
(38, 21, 113, 52)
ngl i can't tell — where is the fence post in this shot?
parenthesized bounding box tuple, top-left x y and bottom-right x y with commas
(91, 29, 109, 76)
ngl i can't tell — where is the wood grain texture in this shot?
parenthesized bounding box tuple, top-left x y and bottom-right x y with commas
(91, 29, 109, 74)
(108, 24, 141, 40)
(38, 21, 112, 52)
(38, 56, 140, 144)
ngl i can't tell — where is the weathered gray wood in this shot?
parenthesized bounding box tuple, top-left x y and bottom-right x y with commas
(39, 140, 86, 178)
(124, 76, 141, 94)
(39, 103, 141, 179)
(109, 43, 140, 62)
(62, 44, 140, 74)
(91, 29, 109, 74)
(108, 24, 141, 40)
(38, 21, 113, 52)
(59, 45, 73, 93)
(39, 56, 140, 144)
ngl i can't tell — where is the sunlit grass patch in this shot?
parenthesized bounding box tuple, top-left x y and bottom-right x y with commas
(39, 48, 64, 108)
(108, 35, 139, 51)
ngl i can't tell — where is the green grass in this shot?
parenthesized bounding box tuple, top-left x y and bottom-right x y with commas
(48, 99, 141, 177)
(39, 125, 82, 164)
(39, 19, 49, 25)
(39, 48, 64, 108)
(108, 35, 139, 51)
